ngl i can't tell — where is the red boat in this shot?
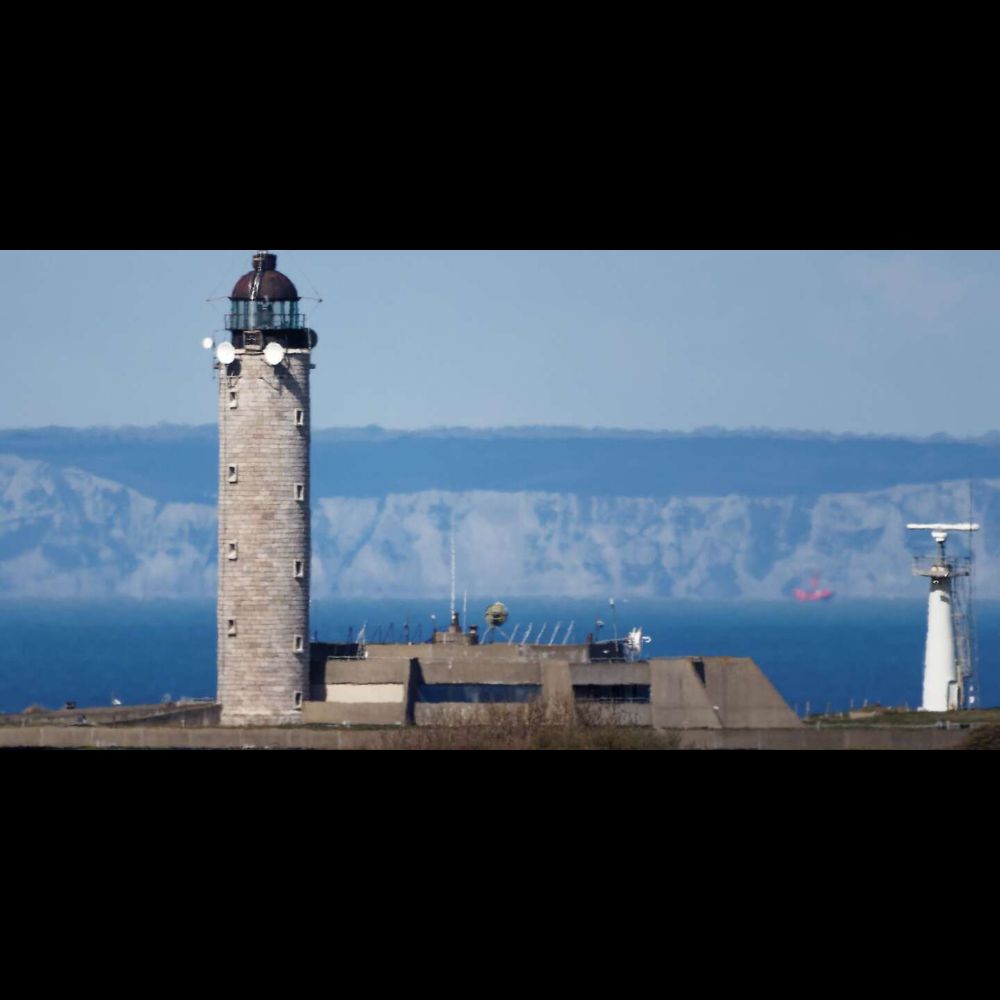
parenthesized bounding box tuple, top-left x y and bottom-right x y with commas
(794, 574, 834, 602)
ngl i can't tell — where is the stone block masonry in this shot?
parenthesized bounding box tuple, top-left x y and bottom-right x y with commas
(217, 350, 311, 725)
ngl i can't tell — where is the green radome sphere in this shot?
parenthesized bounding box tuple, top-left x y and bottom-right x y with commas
(485, 602, 509, 627)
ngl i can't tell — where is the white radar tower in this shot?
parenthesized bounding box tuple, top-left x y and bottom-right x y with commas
(906, 522, 979, 712)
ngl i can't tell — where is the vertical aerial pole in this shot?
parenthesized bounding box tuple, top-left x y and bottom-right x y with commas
(906, 523, 979, 712)
(450, 524, 456, 620)
(449, 515, 460, 633)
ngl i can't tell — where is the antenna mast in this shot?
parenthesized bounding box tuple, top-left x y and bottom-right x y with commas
(250, 248, 267, 302)
(448, 513, 460, 633)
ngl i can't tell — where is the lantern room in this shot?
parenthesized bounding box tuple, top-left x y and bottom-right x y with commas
(227, 251, 305, 333)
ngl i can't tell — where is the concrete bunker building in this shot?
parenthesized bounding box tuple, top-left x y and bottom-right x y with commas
(306, 630, 801, 730)
(212, 252, 800, 732)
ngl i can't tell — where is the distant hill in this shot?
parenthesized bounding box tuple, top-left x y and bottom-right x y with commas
(1, 425, 995, 600)
(3, 425, 1000, 503)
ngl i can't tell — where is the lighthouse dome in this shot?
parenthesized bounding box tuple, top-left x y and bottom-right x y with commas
(230, 252, 300, 302)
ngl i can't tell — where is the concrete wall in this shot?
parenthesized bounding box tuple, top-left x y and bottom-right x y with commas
(675, 727, 969, 750)
(303, 649, 802, 730)
(0, 725, 972, 751)
(646, 657, 803, 729)
(320, 658, 413, 685)
(116, 704, 222, 727)
(366, 642, 589, 665)
(571, 663, 650, 686)
(540, 660, 575, 722)
(311, 650, 576, 725)
(413, 703, 543, 727)
(0, 703, 221, 727)
(575, 703, 652, 727)
(320, 684, 405, 704)
(217, 348, 311, 726)
(304, 701, 407, 726)
(650, 659, 722, 729)
(419, 658, 541, 685)
(700, 657, 802, 728)
(306, 657, 416, 726)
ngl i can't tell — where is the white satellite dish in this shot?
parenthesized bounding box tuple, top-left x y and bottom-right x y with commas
(216, 342, 236, 365)
(201, 337, 215, 350)
(264, 342, 286, 367)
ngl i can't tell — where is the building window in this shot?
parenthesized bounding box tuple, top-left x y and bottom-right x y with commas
(294, 635, 304, 653)
(294, 560, 304, 579)
(229, 391, 238, 409)
(227, 465, 239, 484)
(572, 684, 651, 704)
(294, 483, 305, 501)
(227, 619, 237, 637)
(416, 684, 541, 703)
(294, 409, 305, 426)
(227, 542, 238, 561)
(293, 691, 303, 710)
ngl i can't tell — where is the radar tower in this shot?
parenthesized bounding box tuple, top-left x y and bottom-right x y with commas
(906, 522, 979, 711)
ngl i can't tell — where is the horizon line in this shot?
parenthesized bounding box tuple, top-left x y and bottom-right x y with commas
(3, 422, 1000, 444)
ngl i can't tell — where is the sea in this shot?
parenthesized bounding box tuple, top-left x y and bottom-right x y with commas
(2, 597, 998, 716)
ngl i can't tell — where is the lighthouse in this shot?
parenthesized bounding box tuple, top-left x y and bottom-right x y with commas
(214, 251, 317, 725)
(906, 522, 979, 712)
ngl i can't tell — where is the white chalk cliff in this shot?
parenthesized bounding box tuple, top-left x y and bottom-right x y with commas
(1, 453, 994, 600)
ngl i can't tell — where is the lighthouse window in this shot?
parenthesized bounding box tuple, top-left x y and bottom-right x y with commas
(295, 483, 305, 501)
(229, 391, 238, 409)
(293, 691, 303, 710)
(295, 409, 305, 427)
(228, 465, 239, 484)
(227, 619, 237, 637)
(294, 560, 304, 579)
(294, 635, 304, 653)
(227, 542, 238, 561)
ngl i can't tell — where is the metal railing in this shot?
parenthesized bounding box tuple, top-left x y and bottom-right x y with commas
(912, 554, 971, 577)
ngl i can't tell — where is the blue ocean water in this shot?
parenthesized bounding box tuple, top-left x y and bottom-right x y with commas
(1, 597, 997, 715)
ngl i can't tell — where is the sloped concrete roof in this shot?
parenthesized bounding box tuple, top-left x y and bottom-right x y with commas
(700, 657, 801, 728)
(650, 659, 723, 729)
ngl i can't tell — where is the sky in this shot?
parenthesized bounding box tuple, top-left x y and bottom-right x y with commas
(1, 248, 999, 436)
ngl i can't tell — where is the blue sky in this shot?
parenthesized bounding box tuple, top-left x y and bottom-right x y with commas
(2, 249, 998, 435)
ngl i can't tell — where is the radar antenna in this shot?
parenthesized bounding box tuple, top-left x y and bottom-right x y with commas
(482, 601, 510, 644)
(624, 626, 652, 662)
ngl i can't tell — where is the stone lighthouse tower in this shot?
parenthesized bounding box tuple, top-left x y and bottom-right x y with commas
(215, 251, 317, 726)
